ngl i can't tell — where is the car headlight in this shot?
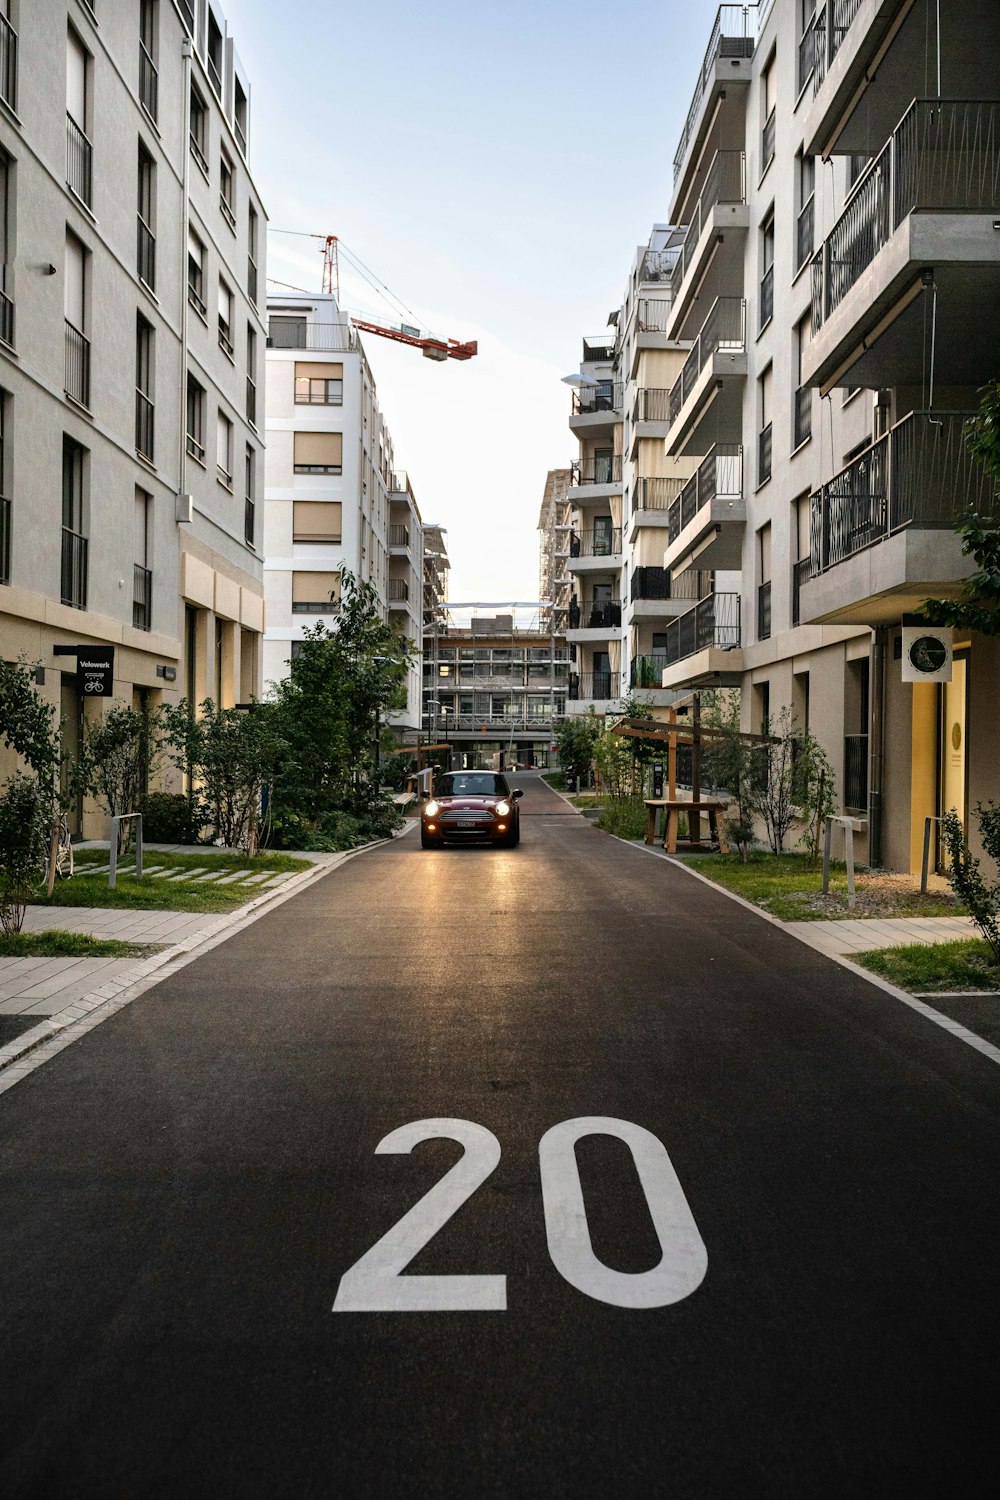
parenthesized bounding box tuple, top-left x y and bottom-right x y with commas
(494, 800, 511, 817)
(424, 800, 440, 817)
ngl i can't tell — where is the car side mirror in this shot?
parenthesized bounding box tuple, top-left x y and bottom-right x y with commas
(512, 788, 523, 799)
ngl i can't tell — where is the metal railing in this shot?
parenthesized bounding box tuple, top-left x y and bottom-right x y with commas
(293, 596, 341, 615)
(0, 287, 12, 348)
(812, 100, 1000, 329)
(571, 453, 623, 486)
(218, 318, 234, 358)
(207, 50, 222, 98)
(640, 247, 680, 283)
(389, 524, 410, 548)
(661, 592, 741, 666)
(570, 528, 622, 558)
(133, 564, 152, 631)
(671, 150, 746, 302)
(758, 422, 772, 485)
(632, 476, 685, 514)
(761, 107, 776, 173)
(672, 568, 714, 601)
(220, 192, 236, 231)
(798, 11, 817, 94)
(757, 579, 772, 640)
(631, 566, 672, 601)
(0, 12, 17, 111)
(267, 319, 357, 351)
(65, 321, 91, 407)
(673, 5, 759, 182)
(388, 578, 409, 602)
(244, 497, 255, 547)
(794, 386, 812, 449)
(0, 494, 10, 584)
(568, 672, 620, 702)
(809, 410, 996, 575)
(139, 42, 158, 119)
(246, 374, 256, 426)
(188, 271, 206, 318)
(137, 216, 155, 289)
(813, 0, 864, 95)
(759, 263, 774, 329)
(572, 382, 622, 416)
(668, 444, 744, 542)
(235, 115, 247, 156)
(633, 388, 672, 423)
(630, 654, 668, 689)
(669, 297, 746, 426)
(792, 556, 811, 625)
(568, 597, 622, 630)
(796, 192, 815, 273)
(248, 255, 258, 307)
(636, 298, 672, 334)
(135, 390, 154, 460)
(582, 336, 615, 361)
(61, 528, 88, 609)
(66, 113, 93, 206)
(844, 733, 869, 815)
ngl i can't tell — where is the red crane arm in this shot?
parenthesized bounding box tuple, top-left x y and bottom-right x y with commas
(350, 318, 477, 362)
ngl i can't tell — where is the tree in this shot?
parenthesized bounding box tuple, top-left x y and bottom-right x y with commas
(160, 700, 284, 855)
(554, 710, 600, 788)
(703, 692, 757, 861)
(0, 658, 64, 902)
(0, 775, 49, 934)
(940, 802, 1000, 963)
(920, 381, 1000, 637)
(72, 703, 160, 853)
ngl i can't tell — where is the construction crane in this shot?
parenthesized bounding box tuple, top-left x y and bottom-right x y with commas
(270, 230, 477, 363)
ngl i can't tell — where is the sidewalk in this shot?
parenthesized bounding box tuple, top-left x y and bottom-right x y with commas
(784, 914, 978, 957)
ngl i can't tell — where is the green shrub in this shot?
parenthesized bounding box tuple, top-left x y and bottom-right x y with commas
(140, 792, 203, 845)
(596, 798, 648, 840)
(0, 775, 49, 933)
(941, 802, 1000, 961)
(542, 771, 566, 790)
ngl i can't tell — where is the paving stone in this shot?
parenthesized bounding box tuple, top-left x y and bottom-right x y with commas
(215, 870, 253, 885)
(163, 868, 210, 881)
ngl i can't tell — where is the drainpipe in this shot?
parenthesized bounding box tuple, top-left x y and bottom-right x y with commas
(869, 626, 888, 867)
(178, 38, 193, 513)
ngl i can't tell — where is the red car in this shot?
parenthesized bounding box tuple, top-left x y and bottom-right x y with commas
(421, 772, 522, 849)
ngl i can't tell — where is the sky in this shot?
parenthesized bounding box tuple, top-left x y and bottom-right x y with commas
(226, 0, 713, 603)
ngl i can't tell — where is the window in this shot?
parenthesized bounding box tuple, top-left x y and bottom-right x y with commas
(207, 8, 223, 98)
(66, 29, 92, 206)
(248, 205, 258, 306)
(761, 52, 776, 175)
(0, 387, 9, 584)
(758, 364, 773, 485)
(186, 373, 204, 461)
(795, 151, 815, 272)
(292, 571, 340, 613)
(293, 500, 342, 542)
(246, 324, 257, 425)
(0, 148, 12, 346)
(757, 523, 772, 641)
(217, 409, 233, 487)
(187, 227, 205, 316)
(64, 231, 90, 408)
(134, 489, 152, 630)
(137, 141, 155, 290)
(234, 77, 248, 156)
(244, 443, 255, 547)
(792, 493, 811, 625)
(135, 314, 154, 461)
(793, 315, 812, 449)
(759, 212, 775, 329)
(61, 436, 87, 609)
(220, 149, 235, 231)
(190, 86, 207, 174)
(0, 0, 16, 113)
(218, 278, 233, 356)
(139, 0, 158, 121)
(294, 362, 343, 405)
(294, 431, 342, 474)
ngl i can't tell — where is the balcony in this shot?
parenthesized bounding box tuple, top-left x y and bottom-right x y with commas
(0, 494, 9, 584)
(664, 444, 745, 572)
(631, 388, 672, 448)
(630, 654, 668, 689)
(668, 150, 748, 337)
(139, 42, 158, 121)
(568, 672, 621, 704)
(388, 578, 410, 606)
(567, 596, 622, 638)
(389, 524, 410, 551)
(582, 335, 615, 363)
(267, 319, 357, 352)
(801, 410, 996, 625)
(659, 592, 742, 690)
(65, 321, 91, 409)
(66, 113, 93, 207)
(567, 528, 622, 572)
(0, 12, 17, 112)
(569, 381, 622, 436)
(805, 100, 1000, 393)
(135, 390, 154, 462)
(569, 453, 623, 503)
(639, 248, 680, 285)
(666, 297, 746, 456)
(672, 5, 758, 208)
(61, 528, 88, 610)
(133, 564, 152, 631)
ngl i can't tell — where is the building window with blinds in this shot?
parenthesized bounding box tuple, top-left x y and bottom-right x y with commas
(295, 362, 343, 405)
(293, 431, 342, 474)
(293, 500, 342, 543)
(291, 570, 340, 614)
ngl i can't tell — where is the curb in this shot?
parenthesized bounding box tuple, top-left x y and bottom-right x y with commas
(0, 833, 401, 1092)
(606, 833, 1000, 1072)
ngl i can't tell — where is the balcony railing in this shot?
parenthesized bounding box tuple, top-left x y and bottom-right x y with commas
(66, 113, 93, 207)
(631, 566, 672, 601)
(636, 298, 672, 334)
(794, 386, 812, 449)
(0, 12, 17, 111)
(809, 410, 995, 576)
(661, 592, 741, 666)
(571, 454, 623, 487)
(65, 321, 91, 408)
(133, 564, 152, 631)
(812, 100, 1000, 331)
(796, 192, 815, 273)
(668, 443, 744, 542)
(248, 256, 258, 307)
(246, 375, 257, 427)
(293, 596, 341, 616)
(135, 390, 154, 461)
(633, 388, 672, 423)
(245, 497, 255, 548)
(792, 556, 810, 626)
(798, 11, 817, 94)
(568, 672, 620, 702)
(758, 422, 772, 485)
(669, 297, 746, 426)
(137, 216, 156, 290)
(572, 382, 622, 416)
(570, 528, 622, 558)
(207, 51, 222, 99)
(0, 494, 10, 585)
(757, 580, 772, 640)
(389, 524, 410, 548)
(0, 287, 13, 348)
(267, 319, 357, 351)
(630, 654, 668, 689)
(759, 263, 774, 329)
(582, 336, 615, 362)
(671, 149, 746, 303)
(139, 42, 158, 120)
(761, 107, 776, 174)
(673, 5, 759, 182)
(672, 568, 715, 601)
(844, 733, 869, 815)
(813, 0, 864, 95)
(388, 578, 409, 602)
(640, 247, 680, 284)
(632, 476, 685, 514)
(61, 528, 88, 610)
(568, 597, 622, 631)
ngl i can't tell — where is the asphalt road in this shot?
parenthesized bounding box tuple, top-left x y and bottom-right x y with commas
(1, 773, 998, 1498)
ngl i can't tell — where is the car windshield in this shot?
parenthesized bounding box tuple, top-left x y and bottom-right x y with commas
(437, 773, 508, 797)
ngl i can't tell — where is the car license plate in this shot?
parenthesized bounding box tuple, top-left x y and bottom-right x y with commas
(457, 816, 483, 826)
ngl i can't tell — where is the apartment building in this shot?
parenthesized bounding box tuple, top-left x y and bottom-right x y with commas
(0, 0, 266, 830)
(651, 0, 999, 871)
(262, 292, 424, 732)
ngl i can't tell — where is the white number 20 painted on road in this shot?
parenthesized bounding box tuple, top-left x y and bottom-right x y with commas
(332, 1116, 707, 1313)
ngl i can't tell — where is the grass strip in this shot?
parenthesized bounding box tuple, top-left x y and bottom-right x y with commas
(684, 851, 963, 922)
(851, 939, 1000, 993)
(38, 851, 312, 914)
(0, 930, 160, 959)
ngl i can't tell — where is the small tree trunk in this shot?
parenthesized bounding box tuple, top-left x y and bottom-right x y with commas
(46, 814, 59, 897)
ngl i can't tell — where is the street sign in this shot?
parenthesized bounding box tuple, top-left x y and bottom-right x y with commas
(652, 761, 664, 798)
(76, 646, 115, 697)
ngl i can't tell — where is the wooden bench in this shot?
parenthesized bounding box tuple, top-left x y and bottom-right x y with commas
(644, 798, 729, 854)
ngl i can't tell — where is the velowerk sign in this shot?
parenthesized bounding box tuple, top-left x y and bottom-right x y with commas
(76, 646, 115, 697)
(901, 625, 952, 683)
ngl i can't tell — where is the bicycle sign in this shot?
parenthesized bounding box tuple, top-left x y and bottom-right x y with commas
(76, 647, 114, 697)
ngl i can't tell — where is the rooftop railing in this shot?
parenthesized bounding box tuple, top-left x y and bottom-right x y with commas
(673, 5, 759, 182)
(811, 100, 1000, 331)
(668, 297, 746, 426)
(667, 444, 743, 543)
(582, 336, 615, 362)
(267, 319, 358, 351)
(671, 150, 746, 302)
(809, 410, 996, 576)
(660, 592, 741, 666)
